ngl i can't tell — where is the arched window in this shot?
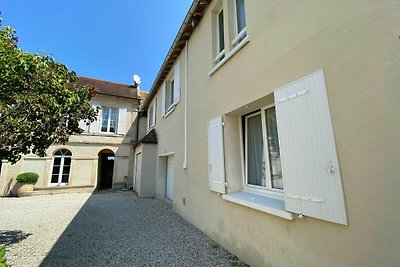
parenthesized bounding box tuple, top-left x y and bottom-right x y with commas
(51, 149, 72, 185)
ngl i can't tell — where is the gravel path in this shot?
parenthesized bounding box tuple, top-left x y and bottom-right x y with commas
(0, 191, 247, 267)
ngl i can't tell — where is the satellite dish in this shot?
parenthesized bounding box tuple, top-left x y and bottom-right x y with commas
(133, 74, 141, 85)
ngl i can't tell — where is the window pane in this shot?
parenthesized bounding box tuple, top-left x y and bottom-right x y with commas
(63, 149, 72, 156)
(110, 108, 117, 122)
(236, 0, 246, 33)
(52, 166, 60, 176)
(51, 174, 59, 183)
(61, 174, 69, 183)
(166, 82, 172, 108)
(170, 80, 175, 104)
(218, 10, 225, 52)
(109, 108, 117, 133)
(62, 165, 70, 175)
(149, 107, 154, 126)
(64, 157, 71, 165)
(101, 108, 110, 131)
(109, 120, 116, 133)
(246, 114, 265, 187)
(265, 107, 283, 190)
(53, 157, 61, 166)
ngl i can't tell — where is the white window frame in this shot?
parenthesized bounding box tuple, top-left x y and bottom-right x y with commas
(214, 7, 225, 63)
(165, 79, 175, 112)
(148, 99, 156, 130)
(50, 149, 72, 186)
(231, 0, 247, 47)
(243, 104, 283, 198)
(100, 107, 118, 133)
(209, 0, 250, 76)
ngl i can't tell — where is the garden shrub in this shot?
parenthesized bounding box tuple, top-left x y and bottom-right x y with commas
(16, 172, 39, 183)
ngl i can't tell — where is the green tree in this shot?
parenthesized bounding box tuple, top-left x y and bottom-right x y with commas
(0, 16, 97, 163)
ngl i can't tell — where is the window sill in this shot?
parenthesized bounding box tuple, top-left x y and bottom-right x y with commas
(208, 35, 251, 76)
(163, 105, 176, 118)
(100, 132, 119, 135)
(85, 132, 124, 137)
(222, 191, 294, 220)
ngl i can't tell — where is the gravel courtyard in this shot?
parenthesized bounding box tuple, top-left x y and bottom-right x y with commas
(0, 191, 247, 267)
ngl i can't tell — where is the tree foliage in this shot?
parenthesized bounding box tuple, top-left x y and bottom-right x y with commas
(0, 16, 97, 163)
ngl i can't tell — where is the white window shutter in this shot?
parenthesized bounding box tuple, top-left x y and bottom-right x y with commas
(275, 70, 347, 225)
(207, 115, 226, 194)
(78, 120, 87, 132)
(117, 107, 127, 134)
(89, 105, 99, 133)
(173, 59, 181, 104)
(161, 82, 166, 116)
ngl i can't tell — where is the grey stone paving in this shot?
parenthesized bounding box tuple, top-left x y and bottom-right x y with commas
(0, 191, 247, 267)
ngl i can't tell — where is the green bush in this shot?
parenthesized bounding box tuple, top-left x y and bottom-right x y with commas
(16, 172, 39, 183)
(0, 244, 7, 267)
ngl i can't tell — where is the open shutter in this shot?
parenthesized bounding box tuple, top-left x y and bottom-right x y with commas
(89, 104, 99, 133)
(78, 120, 88, 132)
(207, 115, 226, 193)
(117, 107, 127, 134)
(173, 59, 181, 104)
(161, 82, 166, 116)
(275, 70, 347, 225)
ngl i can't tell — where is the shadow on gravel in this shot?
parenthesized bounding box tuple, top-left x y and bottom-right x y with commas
(0, 230, 32, 245)
(39, 191, 248, 267)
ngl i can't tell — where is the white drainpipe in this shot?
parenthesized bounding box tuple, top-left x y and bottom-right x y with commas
(183, 40, 189, 169)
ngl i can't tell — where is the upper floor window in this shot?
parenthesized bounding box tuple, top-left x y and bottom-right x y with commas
(148, 99, 156, 130)
(80, 104, 127, 135)
(161, 59, 181, 117)
(215, 7, 225, 63)
(210, 0, 249, 74)
(101, 107, 118, 133)
(232, 0, 247, 46)
(165, 79, 175, 111)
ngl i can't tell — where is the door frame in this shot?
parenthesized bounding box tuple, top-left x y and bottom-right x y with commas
(165, 155, 174, 201)
(133, 152, 142, 191)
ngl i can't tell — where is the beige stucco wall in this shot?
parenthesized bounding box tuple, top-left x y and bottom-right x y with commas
(146, 1, 400, 266)
(1, 94, 139, 195)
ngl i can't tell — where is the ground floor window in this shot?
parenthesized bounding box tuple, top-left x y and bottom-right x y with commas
(210, 70, 348, 224)
(51, 149, 72, 185)
(244, 105, 283, 191)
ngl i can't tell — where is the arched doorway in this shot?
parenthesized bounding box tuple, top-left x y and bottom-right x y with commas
(98, 149, 115, 190)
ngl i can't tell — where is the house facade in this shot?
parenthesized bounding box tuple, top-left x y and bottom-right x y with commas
(133, 1, 399, 266)
(0, 77, 141, 196)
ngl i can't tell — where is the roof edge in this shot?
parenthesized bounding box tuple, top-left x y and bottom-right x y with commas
(142, 0, 211, 110)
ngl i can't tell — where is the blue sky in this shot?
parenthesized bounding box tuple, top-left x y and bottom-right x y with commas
(1, 0, 193, 91)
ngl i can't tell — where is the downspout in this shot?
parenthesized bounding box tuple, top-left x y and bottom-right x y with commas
(183, 40, 189, 169)
(135, 107, 140, 144)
